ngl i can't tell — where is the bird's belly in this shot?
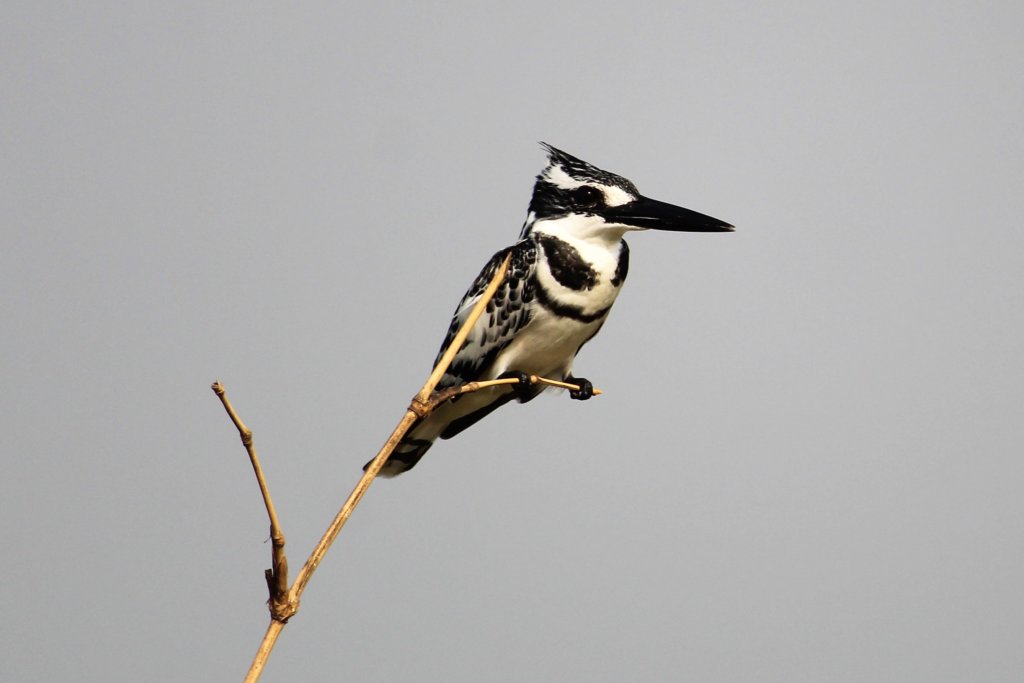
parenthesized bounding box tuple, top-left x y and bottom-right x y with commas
(487, 308, 603, 380)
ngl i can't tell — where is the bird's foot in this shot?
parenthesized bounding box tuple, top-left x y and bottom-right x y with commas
(566, 375, 594, 401)
(497, 370, 533, 396)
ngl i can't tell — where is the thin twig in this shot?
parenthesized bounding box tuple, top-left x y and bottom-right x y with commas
(245, 621, 284, 683)
(414, 256, 513, 406)
(211, 381, 291, 618)
(430, 375, 603, 404)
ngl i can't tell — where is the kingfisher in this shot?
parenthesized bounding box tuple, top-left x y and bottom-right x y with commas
(370, 144, 733, 477)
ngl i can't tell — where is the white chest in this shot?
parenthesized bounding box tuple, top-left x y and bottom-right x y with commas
(488, 305, 606, 380)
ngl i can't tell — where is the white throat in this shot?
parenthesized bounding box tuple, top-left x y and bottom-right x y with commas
(533, 213, 637, 251)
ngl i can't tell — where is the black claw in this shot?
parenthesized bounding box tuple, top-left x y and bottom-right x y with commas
(567, 376, 594, 401)
(497, 370, 533, 394)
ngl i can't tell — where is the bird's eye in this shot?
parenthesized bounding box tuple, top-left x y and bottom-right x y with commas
(572, 185, 603, 208)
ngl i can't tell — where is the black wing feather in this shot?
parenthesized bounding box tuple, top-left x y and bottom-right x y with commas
(433, 240, 538, 390)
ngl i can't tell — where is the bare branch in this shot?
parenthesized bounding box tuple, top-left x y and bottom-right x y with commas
(244, 621, 284, 683)
(415, 255, 512, 406)
(429, 375, 602, 405)
(211, 381, 292, 620)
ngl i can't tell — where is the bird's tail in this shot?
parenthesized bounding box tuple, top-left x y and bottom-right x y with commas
(363, 419, 437, 477)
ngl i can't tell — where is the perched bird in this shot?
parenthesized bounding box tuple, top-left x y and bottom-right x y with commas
(370, 144, 732, 476)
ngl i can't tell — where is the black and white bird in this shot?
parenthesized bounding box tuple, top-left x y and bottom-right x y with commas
(371, 144, 732, 477)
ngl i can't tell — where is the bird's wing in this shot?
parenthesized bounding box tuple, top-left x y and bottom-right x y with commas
(432, 240, 538, 390)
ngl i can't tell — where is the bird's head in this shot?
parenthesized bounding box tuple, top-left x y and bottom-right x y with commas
(520, 143, 733, 243)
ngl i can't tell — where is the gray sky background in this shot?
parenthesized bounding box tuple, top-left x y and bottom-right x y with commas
(4, 2, 1023, 681)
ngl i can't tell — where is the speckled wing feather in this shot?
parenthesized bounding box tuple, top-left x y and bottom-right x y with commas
(433, 240, 538, 390)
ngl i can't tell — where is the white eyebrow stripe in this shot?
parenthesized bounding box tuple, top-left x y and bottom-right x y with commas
(602, 185, 634, 207)
(545, 165, 637, 207)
